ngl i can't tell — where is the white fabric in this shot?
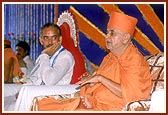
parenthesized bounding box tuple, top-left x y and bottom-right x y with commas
(21, 67, 28, 76)
(3, 46, 75, 111)
(4, 84, 23, 97)
(3, 84, 79, 112)
(149, 89, 165, 112)
(23, 55, 35, 76)
(4, 95, 17, 111)
(14, 84, 79, 111)
(27, 46, 75, 85)
(3, 84, 23, 111)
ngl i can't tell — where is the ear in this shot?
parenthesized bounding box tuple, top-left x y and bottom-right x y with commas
(39, 37, 43, 45)
(122, 33, 131, 44)
(59, 36, 62, 44)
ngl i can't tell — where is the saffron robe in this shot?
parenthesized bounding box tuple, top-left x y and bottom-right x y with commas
(35, 44, 152, 111)
(4, 48, 22, 83)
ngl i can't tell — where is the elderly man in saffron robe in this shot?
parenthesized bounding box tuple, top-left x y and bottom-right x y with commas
(35, 11, 152, 111)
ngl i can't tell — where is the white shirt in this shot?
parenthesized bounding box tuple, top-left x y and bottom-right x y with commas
(27, 46, 75, 85)
(21, 56, 35, 76)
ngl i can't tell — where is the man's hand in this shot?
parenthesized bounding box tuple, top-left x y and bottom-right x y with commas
(41, 42, 61, 56)
(76, 72, 92, 85)
(75, 72, 99, 89)
(76, 72, 97, 84)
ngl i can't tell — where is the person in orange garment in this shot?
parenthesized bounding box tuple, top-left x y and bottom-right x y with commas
(35, 11, 152, 111)
(4, 39, 23, 83)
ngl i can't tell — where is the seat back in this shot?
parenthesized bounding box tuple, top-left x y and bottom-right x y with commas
(57, 10, 86, 84)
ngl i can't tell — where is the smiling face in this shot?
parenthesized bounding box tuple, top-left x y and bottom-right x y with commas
(39, 26, 62, 49)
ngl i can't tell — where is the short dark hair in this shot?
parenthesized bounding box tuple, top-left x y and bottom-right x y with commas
(16, 41, 30, 55)
(40, 23, 61, 37)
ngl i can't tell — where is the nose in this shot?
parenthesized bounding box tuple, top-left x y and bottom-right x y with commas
(48, 37, 53, 44)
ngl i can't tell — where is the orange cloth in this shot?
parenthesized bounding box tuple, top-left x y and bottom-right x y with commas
(4, 48, 22, 82)
(35, 44, 152, 111)
(108, 11, 138, 36)
(4, 39, 11, 46)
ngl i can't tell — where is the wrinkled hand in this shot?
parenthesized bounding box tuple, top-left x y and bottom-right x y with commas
(41, 42, 61, 56)
(80, 75, 100, 86)
(76, 72, 98, 87)
(76, 72, 92, 85)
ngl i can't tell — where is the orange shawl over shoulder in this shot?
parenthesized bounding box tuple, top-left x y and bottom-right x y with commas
(36, 44, 152, 111)
(4, 48, 22, 82)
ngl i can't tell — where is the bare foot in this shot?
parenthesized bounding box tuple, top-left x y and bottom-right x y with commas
(80, 96, 93, 109)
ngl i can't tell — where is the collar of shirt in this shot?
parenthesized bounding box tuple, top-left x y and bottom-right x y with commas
(49, 45, 64, 66)
(23, 55, 30, 62)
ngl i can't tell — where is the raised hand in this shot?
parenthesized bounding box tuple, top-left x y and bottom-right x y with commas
(41, 42, 61, 56)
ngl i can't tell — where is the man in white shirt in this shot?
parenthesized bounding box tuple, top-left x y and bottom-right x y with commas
(16, 41, 35, 76)
(4, 23, 76, 111)
(27, 22, 75, 85)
